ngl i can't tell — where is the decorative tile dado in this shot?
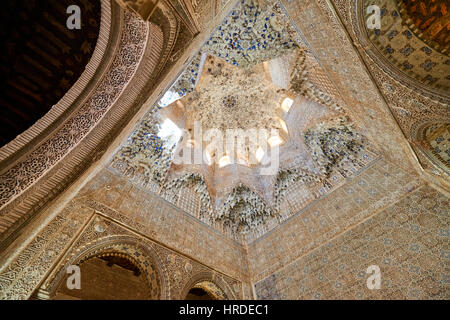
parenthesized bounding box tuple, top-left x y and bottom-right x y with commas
(203, 0, 299, 68)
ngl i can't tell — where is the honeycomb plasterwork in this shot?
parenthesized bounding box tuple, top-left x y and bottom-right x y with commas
(273, 166, 321, 211)
(203, 0, 299, 68)
(164, 52, 205, 101)
(112, 101, 378, 243)
(216, 184, 276, 235)
(304, 116, 368, 176)
(167, 46, 345, 131)
(117, 107, 175, 186)
(284, 49, 344, 114)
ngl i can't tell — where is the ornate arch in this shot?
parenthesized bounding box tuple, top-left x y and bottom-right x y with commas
(179, 271, 237, 300)
(188, 281, 227, 300)
(42, 235, 170, 300)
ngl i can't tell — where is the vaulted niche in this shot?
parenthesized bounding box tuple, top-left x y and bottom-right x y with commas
(53, 252, 159, 300)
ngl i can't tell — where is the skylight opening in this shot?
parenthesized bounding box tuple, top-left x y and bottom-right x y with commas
(158, 119, 182, 145)
(204, 149, 212, 165)
(279, 118, 288, 134)
(255, 146, 265, 163)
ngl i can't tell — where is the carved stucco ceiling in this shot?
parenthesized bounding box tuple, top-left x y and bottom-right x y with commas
(112, 0, 379, 242)
(361, 0, 449, 98)
(164, 52, 321, 204)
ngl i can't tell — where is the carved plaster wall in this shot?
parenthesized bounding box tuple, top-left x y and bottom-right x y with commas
(0, 196, 250, 300)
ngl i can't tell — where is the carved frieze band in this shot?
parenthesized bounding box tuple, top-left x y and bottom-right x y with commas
(0, 0, 114, 164)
